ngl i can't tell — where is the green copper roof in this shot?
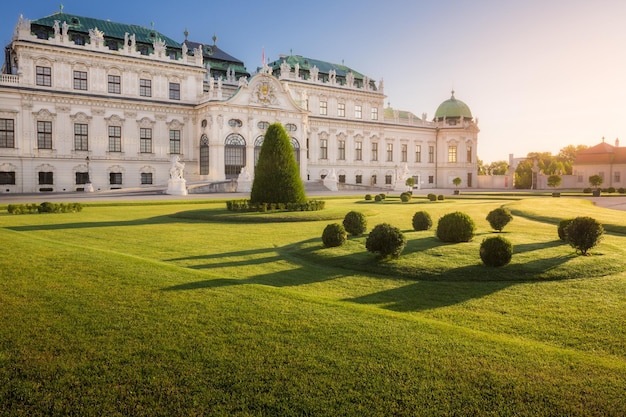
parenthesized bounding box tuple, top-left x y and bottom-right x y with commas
(31, 12, 180, 48)
(434, 91, 472, 120)
(383, 106, 421, 121)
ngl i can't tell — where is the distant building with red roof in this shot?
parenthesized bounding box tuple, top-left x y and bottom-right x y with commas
(572, 138, 625, 188)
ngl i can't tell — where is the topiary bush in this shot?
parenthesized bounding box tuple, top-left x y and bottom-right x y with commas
(608, 186, 616, 193)
(412, 211, 432, 231)
(343, 211, 367, 236)
(436, 211, 475, 242)
(437, 194, 445, 201)
(558, 218, 574, 241)
(427, 193, 437, 201)
(366, 223, 406, 259)
(564, 216, 604, 255)
(365, 194, 372, 201)
(486, 207, 513, 232)
(379, 193, 386, 200)
(618, 187, 625, 194)
(480, 236, 513, 267)
(322, 223, 347, 248)
(400, 192, 411, 202)
(374, 194, 383, 202)
(583, 187, 592, 193)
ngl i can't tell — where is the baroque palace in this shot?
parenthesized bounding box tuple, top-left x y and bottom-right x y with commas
(0, 11, 479, 194)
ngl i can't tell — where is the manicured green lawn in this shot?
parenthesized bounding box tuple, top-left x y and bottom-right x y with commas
(1, 196, 625, 416)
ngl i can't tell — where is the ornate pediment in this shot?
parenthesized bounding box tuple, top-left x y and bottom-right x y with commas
(250, 77, 278, 106)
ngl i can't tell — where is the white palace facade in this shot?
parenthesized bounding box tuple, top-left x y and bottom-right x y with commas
(0, 11, 479, 194)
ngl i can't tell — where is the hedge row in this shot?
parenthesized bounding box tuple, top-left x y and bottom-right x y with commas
(7, 202, 83, 214)
(226, 199, 325, 212)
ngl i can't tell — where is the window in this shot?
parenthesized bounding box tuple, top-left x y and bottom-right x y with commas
(385, 175, 393, 185)
(73, 71, 87, 90)
(356, 174, 362, 184)
(0, 119, 15, 148)
(338, 103, 345, 117)
(170, 130, 181, 154)
(73, 35, 85, 45)
(615, 172, 621, 183)
(401, 144, 407, 162)
(415, 145, 422, 163)
(108, 126, 121, 152)
(141, 172, 153, 184)
(228, 119, 242, 128)
(448, 146, 457, 163)
(386, 143, 393, 162)
(320, 101, 327, 116)
(371, 107, 378, 120)
(140, 128, 152, 153)
(108, 75, 121, 94)
(355, 141, 362, 161)
(169, 82, 180, 100)
(428, 146, 434, 163)
(257, 121, 269, 130)
(200, 135, 209, 175)
(37, 121, 52, 149)
(140, 79, 152, 97)
(109, 172, 122, 185)
(74, 124, 88, 151)
(338, 174, 346, 183)
(106, 39, 119, 51)
(0, 171, 16, 185)
(338, 140, 345, 160)
(428, 175, 434, 184)
(355, 105, 362, 119)
(371, 142, 378, 161)
(36, 66, 51, 86)
(38, 171, 53, 185)
(285, 123, 297, 132)
(466, 145, 472, 163)
(320, 139, 328, 159)
(75, 172, 89, 185)
(224, 134, 246, 179)
(371, 175, 377, 185)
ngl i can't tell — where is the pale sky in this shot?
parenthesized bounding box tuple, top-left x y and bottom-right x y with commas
(2, 0, 625, 164)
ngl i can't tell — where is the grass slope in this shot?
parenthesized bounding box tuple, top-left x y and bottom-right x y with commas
(1, 197, 625, 416)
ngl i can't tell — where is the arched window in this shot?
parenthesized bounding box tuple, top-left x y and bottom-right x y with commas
(254, 136, 264, 167)
(224, 134, 246, 178)
(291, 137, 300, 165)
(199, 135, 209, 175)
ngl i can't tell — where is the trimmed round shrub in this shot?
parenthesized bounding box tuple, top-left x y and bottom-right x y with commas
(436, 211, 475, 242)
(565, 216, 604, 255)
(412, 211, 432, 231)
(365, 194, 372, 201)
(343, 211, 367, 236)
(427, 193, 437, 201)
(486, 207, 513, 232)
(374, 194, 383, 202)
(366, 223, 406, 258)
(400, 192, 411, 202)
(618, 187, 625, 194)
(379, 193, 386, 200)
(558, 218, 574, 241)
(322, 223, 347, 248)
(583, 187, 592, 193)
(437, 194, 445, 201)
(480, 236, 513, 267)
(608, 187, 616, 193)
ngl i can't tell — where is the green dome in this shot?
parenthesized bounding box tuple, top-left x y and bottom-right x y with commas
(434, 91, 472, 120)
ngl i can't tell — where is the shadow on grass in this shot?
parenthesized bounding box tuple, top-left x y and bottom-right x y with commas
(5, 215, 187, 231)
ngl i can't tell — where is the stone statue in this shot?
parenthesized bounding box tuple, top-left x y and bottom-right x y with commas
(169, 155, 185, 179)
(182, 42, 188, 56)
(130, 34, 136, 50)
(280, 60, 291, 78)
(53, 20, 60, 37)
(62, 21, 68, 37)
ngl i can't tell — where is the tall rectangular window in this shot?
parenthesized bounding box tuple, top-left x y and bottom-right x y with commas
(74, 124, 88, 151)
(355, 141, 362, 161)
(338, 103, 345, 117)
(108, 75, 121, 94)
(170, 130, 181, 154)
(355, 105, 362, 119)
(371, 107, 378, 120)
(385, 175, 393, 185)
(140, 128, 152, 153)
(319, 101, 327, 116)
(448, 146, 457, 163)
(356, 174, 362, 184)
(140, 79, 152, 97)
(386, 143, 393, 162)
(75, 172, 89, 185)
(467, 146, 472, 163)
(169, 82, 180, 100)
(36, 66, 51, 86)
(38, 171, 53, 185)
(371, 142, 378, 161)
(73, 71, 87, 90)
(320, 138, 328, 159)
(415, 145, 422, 163)
(428, 145, 434, 163)
(109, 172, 122, 185)
(401, 144, 408, 162)
(0, 119, 15, 148)
(615, 172, 621, 183)
(108, 126, 121, 152)
(338, 140, 345, 160)
(37, 121, 52, 149)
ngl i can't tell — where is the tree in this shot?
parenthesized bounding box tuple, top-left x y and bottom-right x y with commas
(547, 174, 562, 189)
(250, 123, 306, 204)
(452, 177, 462, 189)
(477, 158, 488, 175)
(487, 160, 509, 175)
(557, 144, 588, 175)
(589, 174, 603, 189)
(405, 177, 415, 191)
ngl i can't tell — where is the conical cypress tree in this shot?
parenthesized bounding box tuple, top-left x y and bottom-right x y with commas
(250, 123, 307, 204)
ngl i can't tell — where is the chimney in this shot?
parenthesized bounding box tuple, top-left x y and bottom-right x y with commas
(616, 138, 620, 147)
